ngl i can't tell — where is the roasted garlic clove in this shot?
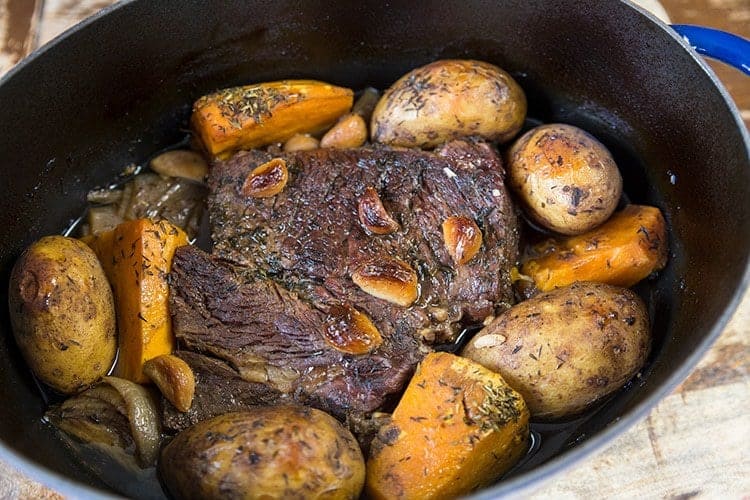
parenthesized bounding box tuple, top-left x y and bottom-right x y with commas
(283, 133, 320, 152)
(143, 354, 195, 413)
(242, 158, 289, 198)
(352, 257, 418, 307)
(442, 215, 483, 265)
(358, 187, 399, 235)
(150, 150, 209, 183)
(323, 304, 383, 355)
(320, 113, 368, 149)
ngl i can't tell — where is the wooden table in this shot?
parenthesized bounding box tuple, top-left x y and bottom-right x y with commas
(1, 1, 748, 498)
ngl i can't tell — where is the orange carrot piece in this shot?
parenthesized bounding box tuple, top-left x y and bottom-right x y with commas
(521, 204, 668, 291)
(191, 80, 353, 158)
(86, 218, 188, 383)
(366, 352, 529, 499)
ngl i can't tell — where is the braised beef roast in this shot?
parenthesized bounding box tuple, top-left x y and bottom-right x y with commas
(168, 139, 519, 438)
(169, 245, 422, 422)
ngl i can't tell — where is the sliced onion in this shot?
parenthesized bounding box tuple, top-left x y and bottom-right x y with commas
(87, 205, 125, 235)
(82, 385, 127, 414)
(49, 395, 134, 451)
(87, 187, 124, 205)
(84, 169, 207, 240)
(49, 381, 161, 468)
(123, 173, 206, 239)
(103, 376, 162, 467)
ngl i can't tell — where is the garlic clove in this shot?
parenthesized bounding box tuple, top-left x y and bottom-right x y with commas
(150, 150, 208, 182)
(358, 187, 399, 235)
(323, 304, 383, 355)
(283, 133, 320, 152)
(352, 257, 418, 307)
(242, 158, 289, 198)
(320, 113, 367, 149)
(442, 215, 483, 265)
(143, 354, 195, 413)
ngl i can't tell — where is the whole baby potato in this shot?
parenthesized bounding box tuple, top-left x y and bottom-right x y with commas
(462, 282, 650, 419)
(160, 406, 366, 500)
(371, 59, 527, 148)
(8, 235, 116, 394)
(507, 123, 623, 235)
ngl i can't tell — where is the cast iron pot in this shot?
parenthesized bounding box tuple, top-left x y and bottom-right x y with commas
(0, 0, 748, 498)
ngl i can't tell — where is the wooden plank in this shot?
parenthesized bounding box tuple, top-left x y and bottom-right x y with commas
(0, 0, 43, 75)
(528, 380, 750, 499)
(0, 460, 62, 500)
(632, 0, 673, 22)
(678, 307, 748, 393)
(36, 0, 117, 47)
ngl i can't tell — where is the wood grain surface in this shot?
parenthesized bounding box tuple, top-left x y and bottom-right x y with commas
(1, 0, 748, 498)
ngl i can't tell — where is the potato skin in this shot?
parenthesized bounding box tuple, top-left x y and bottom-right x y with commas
(8, 236, 116, 394)
(160, 406, 365, 500)
(462, 282, 650, 419)
(371, 59, 526, 148)
(507, 123, 622, 235)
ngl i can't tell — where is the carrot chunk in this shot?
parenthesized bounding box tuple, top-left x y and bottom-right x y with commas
(366, 352, 529, 499)
(521, 204, 668, 291)
(191, 80, 353, 158)
(86, 218, 188, 383)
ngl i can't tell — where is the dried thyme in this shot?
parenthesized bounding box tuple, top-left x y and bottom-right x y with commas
(197, 85, 294, 129)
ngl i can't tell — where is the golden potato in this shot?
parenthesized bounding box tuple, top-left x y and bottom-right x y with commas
(8, 236, 116, 394)
(371, 59, 526, 148)
(507, 123, 623, 235)
(462, 282, 650, 419)
(160, 406, 365, 500)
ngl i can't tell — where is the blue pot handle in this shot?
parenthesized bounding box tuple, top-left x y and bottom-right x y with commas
(671, 25, 750, 75)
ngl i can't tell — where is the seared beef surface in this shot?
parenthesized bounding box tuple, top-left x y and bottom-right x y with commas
(170, 245, 422, 420)
(209, 140, 518, 341)
(168, 140, 518, 435)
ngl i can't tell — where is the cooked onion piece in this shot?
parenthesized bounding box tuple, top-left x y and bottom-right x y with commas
(47, 376, 162, 468)
(84, 173, 207, 239)
(150, 150, 208, 183)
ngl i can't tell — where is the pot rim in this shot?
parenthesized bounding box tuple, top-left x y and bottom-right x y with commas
(0, 0, 748, 498)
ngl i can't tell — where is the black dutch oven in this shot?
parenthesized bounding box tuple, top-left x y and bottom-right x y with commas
(0, 0, 748, 498)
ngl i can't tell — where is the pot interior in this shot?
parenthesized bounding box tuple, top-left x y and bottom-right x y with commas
(0, 0, 748, 497)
